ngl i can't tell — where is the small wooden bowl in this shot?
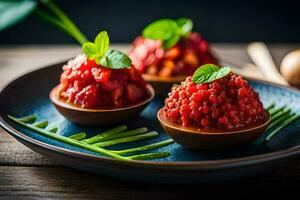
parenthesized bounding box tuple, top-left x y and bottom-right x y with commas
(49, 84, 155, 126)
(142, 74, 186, 96)
(157, 109, 271, 150)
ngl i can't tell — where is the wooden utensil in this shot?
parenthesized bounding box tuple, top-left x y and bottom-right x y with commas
(247, 42, 289, 86)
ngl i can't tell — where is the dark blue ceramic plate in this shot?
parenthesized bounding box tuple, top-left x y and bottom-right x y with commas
(0, 62, 300, 183)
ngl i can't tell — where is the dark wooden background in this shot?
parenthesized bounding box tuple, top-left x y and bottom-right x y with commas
(0, 0, 300, 44)
(0, 44, 299, 199)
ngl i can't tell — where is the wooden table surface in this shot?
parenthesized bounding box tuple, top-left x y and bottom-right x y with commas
(0, 44, 300, 199)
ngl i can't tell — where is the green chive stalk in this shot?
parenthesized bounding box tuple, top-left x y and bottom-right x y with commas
(8, 115, 129, 160)
(261, 104, 299, 143)
(128, 152, 171, 160)
(83, 125, 127, 144)
(93, 131, 159, 148)
(98, 127, 148, 141)
(33, 120, 48, 128)
(267, 112, 294, 130)
(270, 108, 291, 122)
(68, 132, 87, 140)
(48, 127, 58, 133)
(265, 113, 300, 142)
(110, 139, 174, 155)
(18, 115, 36, 123)
(269, 105, 286, 116)
(266, 102, 275, 110)
(8, 115, 174, 161)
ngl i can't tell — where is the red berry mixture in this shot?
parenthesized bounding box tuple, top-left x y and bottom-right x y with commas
(56, 54, 148, 108)
(129, 32, 218, 77)
(163, 73, 266, 129)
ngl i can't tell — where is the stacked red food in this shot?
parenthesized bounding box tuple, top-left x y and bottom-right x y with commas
(56, 55, 148, 108)
(129, 32, 218, 77)
(163, 72, 265, 129)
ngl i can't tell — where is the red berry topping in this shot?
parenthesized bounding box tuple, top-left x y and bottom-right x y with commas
(163, 73, 266, 129)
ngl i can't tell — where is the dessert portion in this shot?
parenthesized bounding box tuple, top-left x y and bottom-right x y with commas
(163, 64, 266, 129)
(129, 18, 218, 77)
(56, 31, 149, 108)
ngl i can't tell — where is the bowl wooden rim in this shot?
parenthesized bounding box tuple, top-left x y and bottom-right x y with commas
(157, 108, 271, 135)
(49, 84, 155, 113)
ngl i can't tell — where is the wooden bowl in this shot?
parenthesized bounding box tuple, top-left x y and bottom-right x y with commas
(142, 74, 186, 96)
(49, 84, 155, 126)
(157, 109, 271, 150)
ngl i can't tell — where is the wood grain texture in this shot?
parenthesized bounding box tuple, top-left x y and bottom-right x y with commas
(0, 138, 55, 166)
(0, 44, 299, 198)
(0, 165, 299, 199)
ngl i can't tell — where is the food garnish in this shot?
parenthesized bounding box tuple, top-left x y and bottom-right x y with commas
(82, 31, 131, 69)
(8, 114, 174, 161)
(142, 18, 193, 50)
(192, 64, 231, 84)
(56, 51, 148, 108)
(163, 65, 267, 129)
(263, 103, 300, 142)
(129, 18, 218, 77)
(34, 5, 150, 109)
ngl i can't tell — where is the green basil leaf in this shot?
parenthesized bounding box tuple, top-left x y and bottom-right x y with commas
(192, 64, 231, 84)
(82, 31, 131, 69)
(0, 0, 37, 31)
(94, 31, 109, 57)
(82, 42, 99, 59)
(142, 19, 178, 41)
(176, 18, 193, 36)
(163, 33, 180, 49)
(100, 50, 132, 69)
(142, 18, 194, 50)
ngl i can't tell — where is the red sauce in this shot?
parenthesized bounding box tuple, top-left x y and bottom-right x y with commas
(163, 73, 266, 129)
(56, 55, 149, 108)
(129, 32, 218, 77)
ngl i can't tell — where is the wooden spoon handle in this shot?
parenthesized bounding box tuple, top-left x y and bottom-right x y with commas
(247, 42, 289, 86)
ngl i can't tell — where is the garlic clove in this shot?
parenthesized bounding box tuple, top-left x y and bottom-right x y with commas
(280, 50, 300, 86)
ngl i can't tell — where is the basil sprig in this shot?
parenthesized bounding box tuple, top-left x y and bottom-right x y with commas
(82, 31, 132, 69)
(192, 64, 231, 84)
(142, 18, 193, 49)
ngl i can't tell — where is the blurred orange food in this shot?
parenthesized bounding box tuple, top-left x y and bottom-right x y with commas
(129, 32, 218, 77)
(159, 60, 176, 77)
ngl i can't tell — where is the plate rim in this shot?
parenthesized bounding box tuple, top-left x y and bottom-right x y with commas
(0, 61, 300, 170)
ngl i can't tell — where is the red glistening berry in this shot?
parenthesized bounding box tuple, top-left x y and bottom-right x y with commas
(218, 116, 228, 125)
